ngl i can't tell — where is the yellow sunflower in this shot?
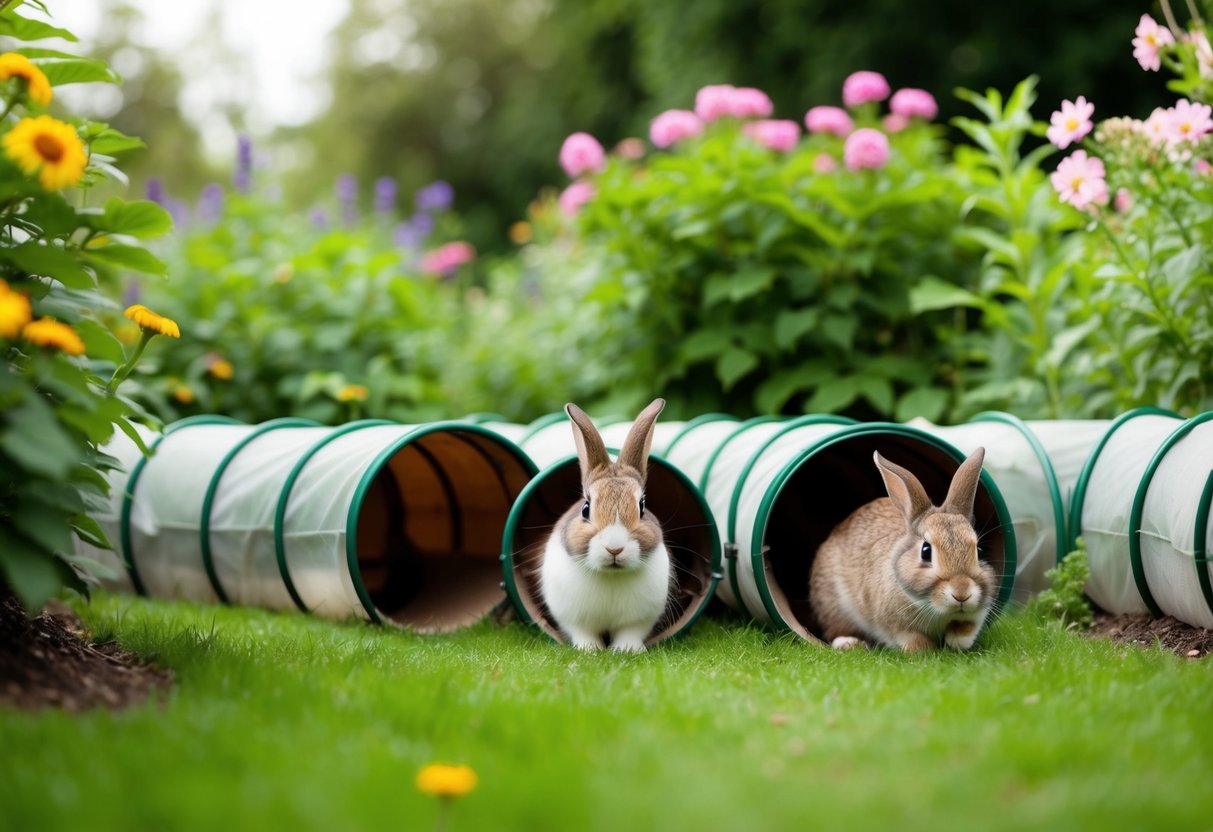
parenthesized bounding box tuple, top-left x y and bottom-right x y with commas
(23, 317, 85, 355)
(0, 279, 32, 339)
(0, 52, 52, 107)
(415, 764, 478, 798)
(3, 115, 87, 190)
(124, 304, 181, 338)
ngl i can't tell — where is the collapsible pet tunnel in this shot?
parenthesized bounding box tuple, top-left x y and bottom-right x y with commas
(1068, 408, 1213, 628)
(500, 449, 722, 648)
(906, 414, 1111, 601)
(84, 416, 537, 631)
(692, 420, 1017, 642)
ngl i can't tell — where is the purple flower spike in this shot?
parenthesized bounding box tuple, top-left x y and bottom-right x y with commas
(374, 176, 398, 215)
(145, 177, 165, 205)
(197, 183, 224, 224)
(234, 135, 253, 193)
(336, 174, 358, 224)
(122, 280, 141, 308)
(310, 207, 330, 231)
(415, 180, 454, 212)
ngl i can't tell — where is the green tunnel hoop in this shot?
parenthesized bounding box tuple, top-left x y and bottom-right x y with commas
(119, 415, 244, 596)
(745, 422, 1017, 640)
(662, 413, 735, 456)
(1128, 411, 1213, 618)
(696, 416, 783, 492)
(518, 412, 568, 444)
(1195, 470, 1213, 619)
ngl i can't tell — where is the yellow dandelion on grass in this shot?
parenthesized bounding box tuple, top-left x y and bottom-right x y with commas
(0, 52, 53, 107)
(3, 115, 86, 190)
(0, 279, 33, 339)
(415, 763, 478, 799)
(124, 304, 180, 338)
(337, 384, 368, 403)
(23, 317, 84, 355)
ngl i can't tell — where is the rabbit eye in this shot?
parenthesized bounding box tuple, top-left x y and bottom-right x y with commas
(581, 500, 591, 521)
(639, 496, 646, 518)
(920, 541, 933, 563)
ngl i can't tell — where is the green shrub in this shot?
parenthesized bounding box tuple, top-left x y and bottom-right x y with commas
(0, 4, 174, 610)
(1025, 541, 1095, 630)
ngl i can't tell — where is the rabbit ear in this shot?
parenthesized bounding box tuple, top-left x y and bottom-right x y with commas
(617, 398, 665, 481)
(874, 451, 932, 523)
(566, 403, 611, 484)
(943, 446, 985, 520)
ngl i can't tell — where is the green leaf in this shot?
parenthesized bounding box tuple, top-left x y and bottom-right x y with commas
(0, 241, 94, 289)
(75, 318, 126, 364)
(895, 387, 951, 422)
(716, 347, 759, 391)
(855, 375, 895, 415)
(32, 55, 120, 86)
(0, 12, 77, 42)
(909, 276, 983, 314)
(95, 199, 174, 239)
(69, 513, 110, 550)
(773, 308, 818, 350)
(1042, 318, 1100, 370)
(676, 329, 731, 364)
(806, 376, 860, 413)
(702, 266, 777, 307)
(84, 244, 169, 276)
(819, 313, 857, 351)
(0, 527, 64, 612)
(754, 362, 831, 413)
(2, 395, 80, 480)
(8, 497, 73, 555)
(83, 126, 146, 156)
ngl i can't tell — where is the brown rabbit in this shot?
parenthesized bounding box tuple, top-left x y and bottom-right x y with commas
(809, 448, 996, 651)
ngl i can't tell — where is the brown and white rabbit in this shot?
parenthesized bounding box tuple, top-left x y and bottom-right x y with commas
(809, 447, 996, 652)
(540, 399, 673, 652)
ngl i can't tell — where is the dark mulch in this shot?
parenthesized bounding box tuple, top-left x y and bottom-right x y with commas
(0, 594, 171, 712)
(1089, 611, 1213, 658)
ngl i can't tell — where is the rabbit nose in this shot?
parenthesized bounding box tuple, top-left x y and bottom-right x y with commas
(950, 590, 971, 604)
(606, 546, 624, 556)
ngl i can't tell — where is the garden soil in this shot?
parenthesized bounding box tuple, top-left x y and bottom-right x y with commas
(0, 595, 170, 712)
(1089, 611, 1213, 658)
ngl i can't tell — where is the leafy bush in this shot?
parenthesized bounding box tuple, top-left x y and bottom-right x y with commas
(0, 4, 174, 610)
(537, 77, 987, 420)
(1026, 540, 1095, 630)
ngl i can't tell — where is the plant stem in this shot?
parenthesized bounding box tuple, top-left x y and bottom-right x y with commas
(1161, 0, 1183, 37)
(106, 330, 155, 395)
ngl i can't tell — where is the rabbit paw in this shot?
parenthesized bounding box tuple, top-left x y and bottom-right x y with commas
(944, 620, 980, 651)
(565, 626, 606, 651)
(830, 636, 865, 650)
(609, 628, 648, 653)
(895, 632, 936, 652)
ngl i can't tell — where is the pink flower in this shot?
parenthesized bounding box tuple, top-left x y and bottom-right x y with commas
(730, 87, 774, 118)
(743, 119, 800, 152)
(1046, 96, 1095, 149)
(889, 88, 938, 120)
(1143, 107, 1172, 146)
(559, 132, 606, 178)
(813, 153, 837, 174)
(695, 84, 737, 122)
(804, 105, 853, 137)
(650, 109, 704, 148)
(1196, 158, 1213, 175)
(420, 241, 476, 276)
(1050, 150, 1109, 210)
(843, 128, 890, 170)
(558, 181, 595, 217)
(842, 70, 890, 108)
(1193, 30, 1213, 78)
(1114, 188, 1133, 213)
(613, 138, 646, 159)
(1167, 98, 1213, 144)
(1133, 14, 1175, 72)
(882, 113, 909, 133)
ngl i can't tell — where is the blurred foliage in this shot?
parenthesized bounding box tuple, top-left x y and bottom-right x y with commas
(283, 0, 1162, 255)
(0, 1, 175, 611)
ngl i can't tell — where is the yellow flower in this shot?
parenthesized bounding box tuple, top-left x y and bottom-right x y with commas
(508, 221, 533, 245)
(208, 356, 234, 380)
(0, 279, 33, 339)
(415, 764, 477, 798)
(22, 317, 84, 355)
(336, 384, 368, 403)
(124, 304, 180, 338)
(0, 53, 52, 106)
(173, 384, 194, 404)
(3, 115, 86, 190)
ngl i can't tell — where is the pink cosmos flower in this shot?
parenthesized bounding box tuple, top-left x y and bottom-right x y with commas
(889, 88, 938, 120)
(804, 106, 854, 137)
(882, 114, 909, 133)
(1133, 14, 1175, 72)
(843, 128, 890, 170)
(842, 71, 890, 108)
(730, 87, 775, 118)
(1050, 150, 1109, 210)
(614, 138, 646, 159)
(695, 84, 737, 122)
(1143, 107, 1172, 146)
(1113, 188, 1134, 213)
(743, 119, 800, 152)
(813, 153, 838, 174)
(559, 132, 606, 178)
(1167, 98, 1213, 144)
(421, 241, 476, 276)
(1196, 158, 1213, 175)
(558, 181, 595, 217)
(1046, 96, 1095, 149)
(650, 109, 704, 148)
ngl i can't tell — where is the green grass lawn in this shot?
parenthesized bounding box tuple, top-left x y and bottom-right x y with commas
(1, 593, 1211, 832)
